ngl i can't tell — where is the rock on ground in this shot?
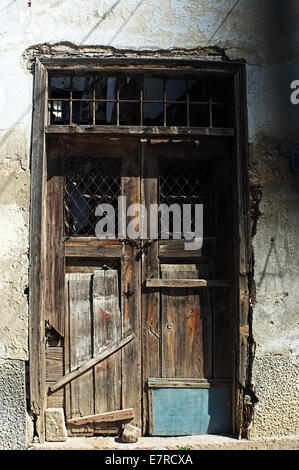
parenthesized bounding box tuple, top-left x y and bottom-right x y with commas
(121, 424, 141, 443)
(45, 408, 67, 442)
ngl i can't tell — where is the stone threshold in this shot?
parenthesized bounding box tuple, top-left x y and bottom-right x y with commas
(29, 434, 299, 451)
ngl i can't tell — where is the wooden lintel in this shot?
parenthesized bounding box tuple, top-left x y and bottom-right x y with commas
(148, 378, 232, 389)
(67, 408, 135, 426)
(48, 333, 135, 394)
(46, 125, 235, 137)
(146, 279, 231, 288)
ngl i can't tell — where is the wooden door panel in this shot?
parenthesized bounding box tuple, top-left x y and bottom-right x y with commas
(65, 273, 94, 435)
(161, 264, 211, 378)
(93, 270, 122, 419)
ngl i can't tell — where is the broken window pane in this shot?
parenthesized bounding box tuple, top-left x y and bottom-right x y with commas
(95, 101, 117, 125)
(143, 103, 164, 126)
(72, 102, 92, 124)
(189, 104, 209, 127)
(119, 103, 140, 125)
(166, 79, 186, 102)
(187, 79, 209, 102)
(167, 103, 187, 126)
(72, 76, 93, 100)
(50, 100, 70, 124)
(119, 77, 140, 100)
(50, 76, 70, 99)
(144, 78, 163, 101)
(94, 76, 117, 100)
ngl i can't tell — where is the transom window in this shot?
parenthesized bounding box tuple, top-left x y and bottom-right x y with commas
(48, 74, 234, 128)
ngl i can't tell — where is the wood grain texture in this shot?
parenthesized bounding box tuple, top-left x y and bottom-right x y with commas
(46, 347, 64, 382)
(67, 408, 134, 425)
(49, 333, 134, 394)
(141, 142, 160, 434)
(146, 279, 231, 288)
(29, 58, 48, 443)
(161, 264, 210, 379)
(66, 273, 94, 435)
(121, 140, 142, 428)
(45, 137, 65, 336)
(93, 270, 122, 419)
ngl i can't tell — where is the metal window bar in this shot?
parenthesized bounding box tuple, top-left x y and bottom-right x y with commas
(49, 75, 230, 128)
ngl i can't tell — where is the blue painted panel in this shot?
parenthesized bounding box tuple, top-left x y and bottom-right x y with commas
(151, 387, 231, 436)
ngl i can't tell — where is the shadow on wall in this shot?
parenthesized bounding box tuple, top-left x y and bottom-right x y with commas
(80, 0, 145, 46)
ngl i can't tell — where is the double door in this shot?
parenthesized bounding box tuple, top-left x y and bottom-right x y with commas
(46, 135, 234, 435)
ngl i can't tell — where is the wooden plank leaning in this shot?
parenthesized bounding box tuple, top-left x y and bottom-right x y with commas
(48, 333, 135, 394)
(67, 408, 135, 426)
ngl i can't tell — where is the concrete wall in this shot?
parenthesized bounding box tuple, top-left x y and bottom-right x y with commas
(0, 0, 298, 447)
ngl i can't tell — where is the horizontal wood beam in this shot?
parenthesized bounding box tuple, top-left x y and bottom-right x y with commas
(39, 57, 239, 72)
(148, 378, 232, 389)
(65, 239, 122, 258)
(48, 333, 135, 394)
(67, 408, 135, 426)
(46, 125, 234, 137)
(146, 279, 231, 288)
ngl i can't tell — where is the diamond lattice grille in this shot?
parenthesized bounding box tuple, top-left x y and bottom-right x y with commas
(64, 157, 121, 236)
(159, 159, 214, 237)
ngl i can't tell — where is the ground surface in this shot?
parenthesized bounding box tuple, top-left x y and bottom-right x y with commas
(30, 434, 299, 450)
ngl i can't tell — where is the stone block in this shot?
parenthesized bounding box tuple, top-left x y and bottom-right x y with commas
(45, 408, 67, 442)
(121, 423, 141, 443)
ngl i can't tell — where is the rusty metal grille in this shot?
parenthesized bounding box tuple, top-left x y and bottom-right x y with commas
(49, 75, 233, 128)
(64, 157, 121, 236)
(159, 159, 214, 237)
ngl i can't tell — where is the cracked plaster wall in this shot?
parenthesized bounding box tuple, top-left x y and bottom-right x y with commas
(0, 0, 298, 444)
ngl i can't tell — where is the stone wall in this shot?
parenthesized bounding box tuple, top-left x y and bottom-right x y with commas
(0, 0, 298, 447)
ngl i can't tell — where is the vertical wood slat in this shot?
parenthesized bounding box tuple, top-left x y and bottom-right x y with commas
(66, 274, 94, 435)
(29, 58, 48, 443)
(161, 265, 210, 379)
(234, 66, 250, 437)
(141, 142, 160, 434)
(45, 137, 65, 336)
(121, 140, 142, 428)
(93, 270, 122, 422)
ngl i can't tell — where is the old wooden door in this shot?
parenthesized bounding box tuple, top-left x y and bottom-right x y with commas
(141, 138, 234, 435)
(46, 135, 234, 436)
(46, 137, 142, 435)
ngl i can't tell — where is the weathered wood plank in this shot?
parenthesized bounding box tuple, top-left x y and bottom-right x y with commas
(45, 137, 65, 336)
(46, 383, 64, 408)
(67, 274, 94, 434)
(46, 347, 64, 382)
(141, 142, 160, 434)
(121, 140, 142, 428)
(29, 58, 48, 443)
(161, 265, 209, 378)
(46, 125, 234, 137)
(67, 408, 135, 426)
(146, 278, 231, 288)
(148, 378, 231, 388)
(49, 333, 135, 394)
(65, 239, 122, 258)
(40, 56, 238, 74)
(159, 238, 216, 259)
(93, 269, 122, 419)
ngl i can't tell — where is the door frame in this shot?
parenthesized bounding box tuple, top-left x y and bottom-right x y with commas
(29, 57, 250, 442)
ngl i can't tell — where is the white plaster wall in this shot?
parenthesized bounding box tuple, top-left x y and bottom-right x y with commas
(0, 0, 299, 438)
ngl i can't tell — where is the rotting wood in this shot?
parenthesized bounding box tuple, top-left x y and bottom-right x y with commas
(146, 279, 231, 288)
(45, 137, 65, 336)
(147, 378, 232, 388)
(46, 125, 234, 137)
(67, 408, 135, 426)
(49, 333, 135, 394)
(29, 58, 48, 443)
(65, 239, 122, 258)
